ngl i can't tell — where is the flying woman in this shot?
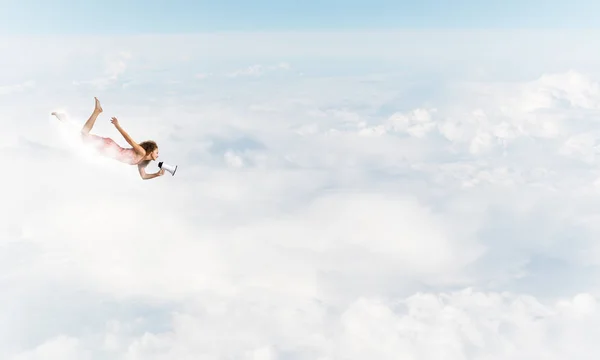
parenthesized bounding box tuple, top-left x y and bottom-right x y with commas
(52, 97, 165, 180)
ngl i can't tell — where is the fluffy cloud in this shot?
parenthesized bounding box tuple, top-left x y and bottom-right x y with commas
(353, 70, 600, 158)
(4, 31, 600, 358)
(72, 51, 132, 89)
(6, 290, 600, 359)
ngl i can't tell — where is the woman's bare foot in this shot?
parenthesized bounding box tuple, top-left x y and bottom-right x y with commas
(94, 97, 103, 113)
(51, 112, 67, 122)
(81, 98, 103, 135)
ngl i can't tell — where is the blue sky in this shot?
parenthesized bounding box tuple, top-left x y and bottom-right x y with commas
(1, 0, 599, 34)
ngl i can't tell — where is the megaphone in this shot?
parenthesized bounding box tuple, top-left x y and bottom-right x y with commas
(158, 161, 178, 176)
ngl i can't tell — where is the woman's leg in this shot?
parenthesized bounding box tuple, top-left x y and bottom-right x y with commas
(81, 97, 103, 135)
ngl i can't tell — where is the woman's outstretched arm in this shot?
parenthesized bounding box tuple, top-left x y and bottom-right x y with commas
(138, 163, 165, 180)
(111, 117, 146, 156)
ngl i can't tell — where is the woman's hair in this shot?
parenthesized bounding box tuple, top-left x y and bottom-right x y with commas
(139, 140, 158, 153)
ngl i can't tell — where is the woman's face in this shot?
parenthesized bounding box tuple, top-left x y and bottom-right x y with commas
(151, 148, 159, 160)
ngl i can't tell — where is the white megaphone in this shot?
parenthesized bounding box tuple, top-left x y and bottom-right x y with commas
(158, 161, 178, 176)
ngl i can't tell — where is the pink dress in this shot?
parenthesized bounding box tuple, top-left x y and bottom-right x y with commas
(81, 134, 143, 165)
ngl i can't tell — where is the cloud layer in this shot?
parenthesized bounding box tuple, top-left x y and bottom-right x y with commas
(3, 30, 600, 358)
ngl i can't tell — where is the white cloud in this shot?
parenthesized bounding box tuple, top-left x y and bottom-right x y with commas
(4, 31, 600, 358)
(72, 51, 131, 89)
(9, 336, 90, 360)
(530, 70, 600, 110)
(0, 80, 35, 95)
(6, 290, 600, 359)
(224, 150, 245, 167)
(226, 62, 291, 78)
(386, 108, 437, 138)
(194, 72, 212, 79)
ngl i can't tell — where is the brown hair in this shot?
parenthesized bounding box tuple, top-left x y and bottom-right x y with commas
(139, 140, 158, 154)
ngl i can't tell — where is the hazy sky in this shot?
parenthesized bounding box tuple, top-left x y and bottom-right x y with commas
(3, 2, 600, 359)
(1, 0, 600, 33)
